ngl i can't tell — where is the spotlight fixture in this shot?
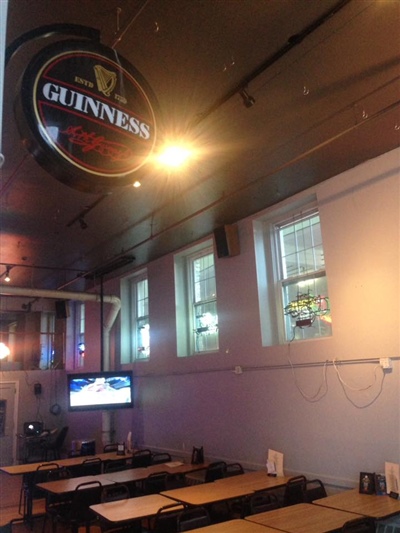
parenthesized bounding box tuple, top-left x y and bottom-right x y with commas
(4, 266, 11, 283)
(239, 88, 256, 108)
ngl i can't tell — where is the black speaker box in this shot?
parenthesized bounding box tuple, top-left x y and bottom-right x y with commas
(55, 300, 69, 319)
(213, 224, 240, 258)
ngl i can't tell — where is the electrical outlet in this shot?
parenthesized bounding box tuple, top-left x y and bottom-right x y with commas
(380, 358, 392, 369)
(234, 366, 243, 375)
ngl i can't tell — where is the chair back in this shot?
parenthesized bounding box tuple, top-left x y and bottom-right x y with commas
(46, 466, 71, 482)
(152, 503, 184, 533)
(101, 483, 130, 503)
(302, 478, 327, 502)
(32, 463, 60, 498)
(103, 443, 118, 453)
(249, 491, 280, 514)
(341, 517, 376, 532)
(143, 472, 169, 494)
(151, 452, 172, 465)
(104, 459, 128, 473)
(283, 475, 307, 506)
(81, 457, 102, 475)
(204, 461, 227, 482)
(69, 481, 102, 526)
(225, 463, 244, 477)
(131, 449, 152, 468)
(177, 506, 210, 531)
(54, 426, 69, 449)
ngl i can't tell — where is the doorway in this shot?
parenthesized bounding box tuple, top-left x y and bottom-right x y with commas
(0, 381, 18, 466)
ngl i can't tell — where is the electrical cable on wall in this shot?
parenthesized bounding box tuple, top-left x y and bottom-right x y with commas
(332, 358, 386, 409)
(287, 343, 329, 402)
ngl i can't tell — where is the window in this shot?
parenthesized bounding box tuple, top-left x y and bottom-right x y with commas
(254, 201, 331, 344)
(39, 312, 55, 369)
(190, 249, 218, 353)
(276, 209, 331, 341)
(133, 276, 150, 359)
(175, 240, 218, 356)
(121, 270, 149, 363)
(75, 302, 85, 368)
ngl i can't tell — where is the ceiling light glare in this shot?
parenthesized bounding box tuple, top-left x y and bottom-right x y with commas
(0, 342, 10, 359)
(158, 145, 191, 168)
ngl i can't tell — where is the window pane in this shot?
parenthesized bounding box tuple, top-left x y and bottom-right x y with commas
(137, 319, 150, 359)
(194, 300, 218, 352)
(131, 276, 150, 360)
(193, 254, 216, 303)
(279, 213, 325, 279)
(282, 276, 331, 341)
(191, 251, 218, 353)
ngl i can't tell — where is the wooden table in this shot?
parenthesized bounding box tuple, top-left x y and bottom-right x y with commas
(162, 482, 256, 506)
(36, 474, 115, 495)
(184, 518, 282, 532)
(90, 493, 183, 523)
(216, 471, 291, 492)
(0, 451, 130, 476)
(314, 488, 400, 519)
(245, 503, 360, 533)
(102, 462, 210, 485)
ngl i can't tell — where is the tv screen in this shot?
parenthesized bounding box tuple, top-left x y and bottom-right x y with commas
(67, 371, 133, 411)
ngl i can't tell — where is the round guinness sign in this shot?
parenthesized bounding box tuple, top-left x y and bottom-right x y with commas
(16, 40, 159, 193)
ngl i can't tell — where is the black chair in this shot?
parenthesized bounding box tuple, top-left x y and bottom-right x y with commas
(41, 426, 69, 460)
(151, 503, 185, 533)
(79, 457, 102, 475)
(103, 443, 119, 453)
(42, 467, 72, 533)
(301, 478, 327, 502)
(224, 462, 244, 477)
(204, 461, 227, 482)
(51, 480, 103, 533)
(283, 475, 307, 506)
(101, 483, 130, 503)
(151, 452, 172, 465)
(249, 491, 281, 514)
(177, 506, 210, 531)
(104, 459, 128, 473)
(341, 516, 376, 532)
(99, 483, 142, 532)
(131, 449, 152, 468)
(20, 462, 60, 520)
(142, 471, 170, 494)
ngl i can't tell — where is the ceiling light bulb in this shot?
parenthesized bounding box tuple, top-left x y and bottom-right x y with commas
(133, 181, 141, 188)
(158, 145, 191, 168)
(0, 342, 10, 359)
(4, 267, 11, 282)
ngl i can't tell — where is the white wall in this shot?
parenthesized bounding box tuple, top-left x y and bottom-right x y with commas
(113, 148, 400, 490)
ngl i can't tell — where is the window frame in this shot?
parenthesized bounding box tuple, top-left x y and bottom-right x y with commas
(174, 239, 218, 357)
(254, 197, 331, 345)
(187, 246, 218, 354)
(131, 274, 150, 360)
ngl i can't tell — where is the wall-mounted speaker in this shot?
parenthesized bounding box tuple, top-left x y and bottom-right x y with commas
(213, 224, 240, 258)
(55, 300, 70, 319)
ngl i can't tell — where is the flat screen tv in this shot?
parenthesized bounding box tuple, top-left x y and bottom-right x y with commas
(67, 371, 133, 411)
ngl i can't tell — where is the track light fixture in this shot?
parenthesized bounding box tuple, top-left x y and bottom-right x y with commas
(239, 88, 256, 108)
(79, 217, 88, 230)
(3, 266, 11, 283)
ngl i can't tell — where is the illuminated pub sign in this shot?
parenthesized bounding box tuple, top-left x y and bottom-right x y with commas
(15, 40, 158, 193)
